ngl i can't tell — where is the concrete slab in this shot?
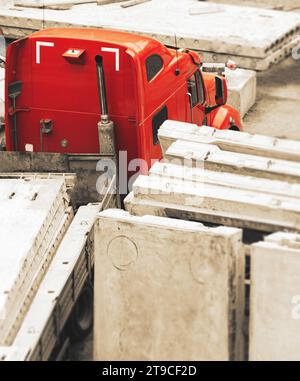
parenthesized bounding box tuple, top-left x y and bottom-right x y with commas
(0, 172, 76, 195)
(97, 0, 126, 4)
(0, 345, 28, 362)
(226, 68, 257, 118)
(158, 121, 300, 162)
(165, 140, 300, 183)
(125, 191, 298, 233)
(250, 234, 300, 360)
(0, 0, 299, 69)
(243, 57, 300, 139)
(14, 0, 96, 10)
(0, 177, 71, 345)
(7, 204, 100, 361)
(210, 0, 300, 12)
(149, 162, 300, 200)
(264, 231, 300, 247)
(128, 175, 300, 231)
(199, 37, 299, 71)
(94, 209, 244, 361)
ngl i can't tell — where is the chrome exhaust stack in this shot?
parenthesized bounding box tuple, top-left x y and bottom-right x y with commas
(95, 55, 115, 157)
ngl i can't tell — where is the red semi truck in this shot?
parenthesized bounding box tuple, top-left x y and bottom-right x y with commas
(4, 28, 241, 171)
(0, 29, 242, 359)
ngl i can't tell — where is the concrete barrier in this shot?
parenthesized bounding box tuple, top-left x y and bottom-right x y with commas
(165, 140, 300, 184)
(149, 162, 300, 200)
(226, 68, 257, 118)
(125, 174, 300, 232)
(250, 233, 300, 360)
(94, 209, 244, 361)
(158, 121, 300, 162)
(9, 204, 100, 361)
(0, 177, 73, 345)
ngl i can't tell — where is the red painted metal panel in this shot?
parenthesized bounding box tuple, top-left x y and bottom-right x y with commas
(5, 28, 240, 172)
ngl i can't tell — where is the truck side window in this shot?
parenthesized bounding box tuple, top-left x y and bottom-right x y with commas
(152, 106, 168, 145)
(195, 71, 205, 105)
(188, 75, 198, 108)
(146, 54, 163, 82)
(188, 71, 205, 107)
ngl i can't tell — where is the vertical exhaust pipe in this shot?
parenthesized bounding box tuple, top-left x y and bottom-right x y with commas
(95, 55, 121, 207)
(95, 55, 115, 157)
(95, 55, 109, 124)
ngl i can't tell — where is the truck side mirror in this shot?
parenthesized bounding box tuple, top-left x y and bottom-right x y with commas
(215, 76, 228, 106)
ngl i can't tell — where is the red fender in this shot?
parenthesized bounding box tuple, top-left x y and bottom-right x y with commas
(210, 105, 243, 131)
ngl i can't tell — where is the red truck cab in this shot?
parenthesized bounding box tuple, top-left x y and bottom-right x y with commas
(5, 28, 241, 169)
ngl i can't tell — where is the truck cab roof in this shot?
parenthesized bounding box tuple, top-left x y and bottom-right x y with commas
(5, 27, 201, 160)
(29, 28, 166, 58)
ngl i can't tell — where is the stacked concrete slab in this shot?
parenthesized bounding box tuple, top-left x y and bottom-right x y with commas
(14, 0, 130, 7)
(250, 233, 300, 361)
(124, 120, 300, 360)
(93, 121, 300, 360)
(0, 0, 299, 70)
(149, 162, 300, 200)
(158, 121, 300, 162)
(94, 209, 244, 361)
(14, 0, 96, 10)
(2, 203, 100, 361)
(0, 176, 74, 345)
(126, 175, 300, 232)
(165, 140, 300, 183)
(124, 121, 300, 232)
(210, 0, 299, 11)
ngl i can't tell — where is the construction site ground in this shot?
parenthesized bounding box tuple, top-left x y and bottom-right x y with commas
(244, 56, 300, 139)
(211, 1, 300, 139)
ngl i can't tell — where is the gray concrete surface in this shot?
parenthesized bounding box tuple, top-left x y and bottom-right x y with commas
(250, 233, 300, 360)
(158, 121, 300, 162)
(209, 0, 300, 138)
(243, 57, 300, 139)
(211, 0, 300, 11)
(94, 209, 243, 361)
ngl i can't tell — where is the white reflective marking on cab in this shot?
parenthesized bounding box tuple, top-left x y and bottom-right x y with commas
(25, 144, 34, 152)
(36, 41, 55, 64)
(101, 47, 120, 71)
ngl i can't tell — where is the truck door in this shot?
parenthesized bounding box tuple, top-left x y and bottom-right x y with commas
(187, 70, 206, 125)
